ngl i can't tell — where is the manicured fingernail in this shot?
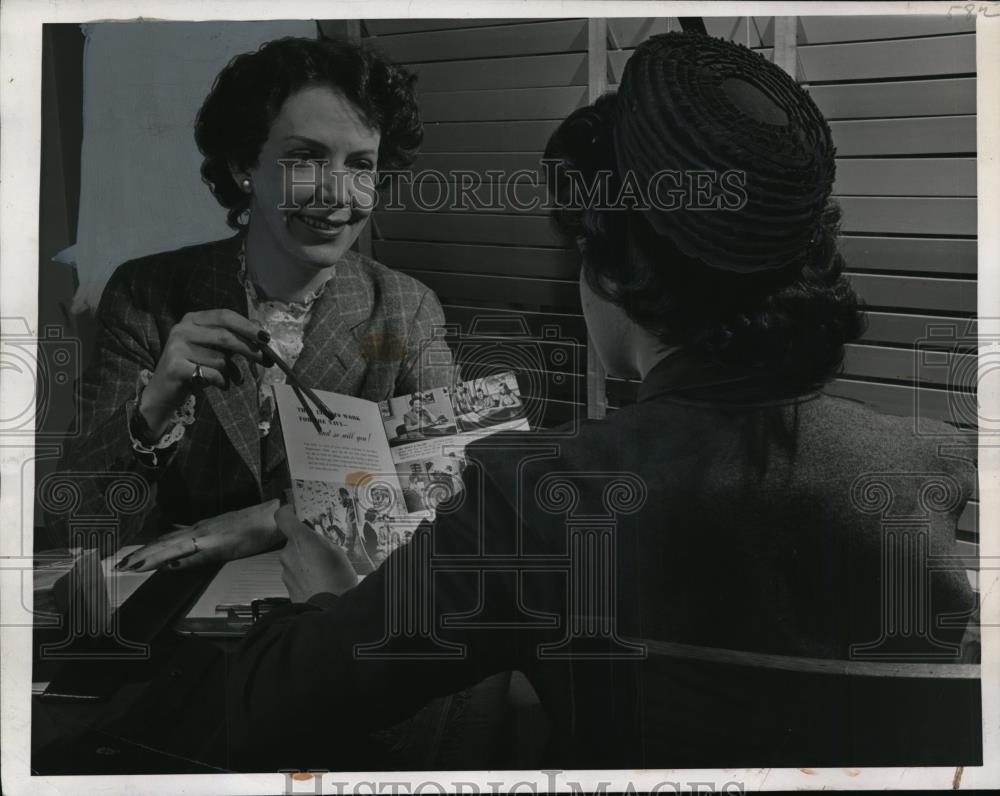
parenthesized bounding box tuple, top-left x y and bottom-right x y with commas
(167, 560, 180, 569)
(258, 329, 271, 344)
(114, 558, 129, 570)
(261, 351, 274, 368)
(128, 559, 145, 571)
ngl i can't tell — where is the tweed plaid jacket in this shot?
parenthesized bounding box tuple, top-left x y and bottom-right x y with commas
(46, 233, 456, 549)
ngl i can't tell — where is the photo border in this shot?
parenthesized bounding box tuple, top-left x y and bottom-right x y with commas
(2, 1, 998, 792)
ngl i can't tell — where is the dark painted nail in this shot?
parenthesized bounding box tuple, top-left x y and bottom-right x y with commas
(261, 351, 274, 368)
(128, 559, 145, 571)
(114, 557, 129, 570)
(167, 560, 180, 569)
(258, 329, 271, 344)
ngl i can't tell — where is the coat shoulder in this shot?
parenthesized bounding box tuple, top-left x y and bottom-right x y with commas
(343, 250, 436, 309)
(101, 236, 241, 304)
(810, 393, 976, 497)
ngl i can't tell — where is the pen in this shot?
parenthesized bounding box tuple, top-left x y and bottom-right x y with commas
(216, 597, 292, 622)
(258, 339, 337, 421)
(216, 603, 253, 615)
(291, 382, 323, 434)
(215, 599, 289, 611)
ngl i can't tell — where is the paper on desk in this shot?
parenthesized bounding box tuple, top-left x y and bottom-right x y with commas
(101, 545, 155, 611)
(185, 551, 288, 618)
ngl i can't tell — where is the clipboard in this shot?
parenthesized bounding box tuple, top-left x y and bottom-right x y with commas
(41, 562, 220, 701)
(173, 550, 290, 637)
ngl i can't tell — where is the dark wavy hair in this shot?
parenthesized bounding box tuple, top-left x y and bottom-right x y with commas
(545, 93, 866, 391)
(195, 36, 423, 228)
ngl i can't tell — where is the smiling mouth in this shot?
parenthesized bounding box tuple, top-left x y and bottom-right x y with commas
(296, 215, 347, 232)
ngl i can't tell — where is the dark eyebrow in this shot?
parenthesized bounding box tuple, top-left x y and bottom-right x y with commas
(284, 135, 328, 149)
(284, 135, 377, 158)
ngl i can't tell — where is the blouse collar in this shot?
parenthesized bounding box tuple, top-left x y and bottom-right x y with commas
(236, 238, 334, 313)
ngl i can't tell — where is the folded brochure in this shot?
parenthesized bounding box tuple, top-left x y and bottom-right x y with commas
(275, 371, 529, 575)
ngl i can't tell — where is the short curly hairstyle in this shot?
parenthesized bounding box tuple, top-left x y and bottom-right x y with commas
(194, 36, 423, 228)
(545, 93, 867, 391)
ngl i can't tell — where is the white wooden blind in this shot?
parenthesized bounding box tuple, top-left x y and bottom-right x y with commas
(363, 19, 597, 428)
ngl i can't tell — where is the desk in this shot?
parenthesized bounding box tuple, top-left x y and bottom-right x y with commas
(31, 564, 236, 774)
(31, 583, 523, 774)
(32, 643, 236, 774)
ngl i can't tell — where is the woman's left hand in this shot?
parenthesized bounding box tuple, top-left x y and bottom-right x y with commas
(276, 505, 359, 602)
(116, 499, 283, 572)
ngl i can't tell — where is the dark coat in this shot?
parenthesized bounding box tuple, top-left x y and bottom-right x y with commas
(226, 352, 978, 770)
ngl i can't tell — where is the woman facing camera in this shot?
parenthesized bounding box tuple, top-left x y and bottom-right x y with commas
(46, 37, 455, 566)
(225, 33, 977, 771)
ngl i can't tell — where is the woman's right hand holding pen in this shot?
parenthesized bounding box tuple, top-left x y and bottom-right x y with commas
(139, 309, 270, 438)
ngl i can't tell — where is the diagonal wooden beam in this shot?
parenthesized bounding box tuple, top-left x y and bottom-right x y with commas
(346, 19, 373, 259)
(678, 17, 707, 34)
(586, 18, 609, 419)
(773, 16, 799, 80)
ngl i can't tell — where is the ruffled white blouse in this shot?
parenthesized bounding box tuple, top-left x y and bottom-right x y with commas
(128, 241, 336, 463)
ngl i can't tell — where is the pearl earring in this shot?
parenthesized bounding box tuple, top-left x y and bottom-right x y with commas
(241, 178, 252, 193)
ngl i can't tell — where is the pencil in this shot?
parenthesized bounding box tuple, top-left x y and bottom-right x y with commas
(291, 382, 323, 434)
(258, 340, 337, 421)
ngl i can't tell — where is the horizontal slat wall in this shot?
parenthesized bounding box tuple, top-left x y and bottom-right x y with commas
(795, 15, 976, 43)
(839, 200, 976, 239)
(791, 33, 974, 82)
(416, 86, 588, 122)
(364, 19, 538, 36)
(806, 17, 977, 433)
(829, 117, 975, 155)
(410, 54, 588, 92)
(366, 19, 593, 425)
(369, 19, 589, 63)
(374, 213, 561, 245)
(808, 77, 976, 118)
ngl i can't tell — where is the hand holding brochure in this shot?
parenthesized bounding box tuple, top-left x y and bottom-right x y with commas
(274, 372, 529, 574)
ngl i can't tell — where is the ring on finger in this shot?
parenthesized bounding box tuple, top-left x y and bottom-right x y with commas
(190, 363, 206, 387)
(191, 537, 200, 555)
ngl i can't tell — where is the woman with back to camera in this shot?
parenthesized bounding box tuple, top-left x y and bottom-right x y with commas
(227, 33, 977, 770)
(46, 36, 455, 568)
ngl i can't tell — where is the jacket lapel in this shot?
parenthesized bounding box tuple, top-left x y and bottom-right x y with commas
(291, 251, 373, 395)
(259, 252, 374, 478)
(187, 234, 262, 488)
